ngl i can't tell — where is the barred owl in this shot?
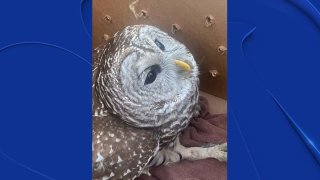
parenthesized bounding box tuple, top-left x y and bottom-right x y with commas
(92, 25, 226, 180)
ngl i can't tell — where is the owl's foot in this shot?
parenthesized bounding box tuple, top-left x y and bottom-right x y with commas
(148, 148, 182, 167)
(173, 137, 227, 162)
(149, 138, 227, 168)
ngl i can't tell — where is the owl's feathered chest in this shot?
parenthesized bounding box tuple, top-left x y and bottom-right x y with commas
(158, 89, 199, 147)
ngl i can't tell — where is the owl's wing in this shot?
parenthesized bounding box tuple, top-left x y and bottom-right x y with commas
(92, 114, 159, 180)
(92, 43, 109, 117)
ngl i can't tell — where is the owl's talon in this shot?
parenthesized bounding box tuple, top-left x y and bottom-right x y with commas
(214, 150, 227, 162)
(208, 143, 227, 161)
(149, 148, 182, 167)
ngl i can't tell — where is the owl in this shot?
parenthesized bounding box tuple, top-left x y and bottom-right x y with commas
(92, 25, 226, 180)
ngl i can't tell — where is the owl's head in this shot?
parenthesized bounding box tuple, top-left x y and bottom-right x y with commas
(95, 25, 199, 127)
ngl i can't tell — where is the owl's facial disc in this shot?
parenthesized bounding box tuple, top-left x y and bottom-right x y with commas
(104, 25, 199, 127)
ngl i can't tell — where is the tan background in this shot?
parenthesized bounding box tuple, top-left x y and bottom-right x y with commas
(93, 0, 227, 99)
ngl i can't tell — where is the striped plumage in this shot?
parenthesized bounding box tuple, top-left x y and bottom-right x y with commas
(92, 25, 199, 179)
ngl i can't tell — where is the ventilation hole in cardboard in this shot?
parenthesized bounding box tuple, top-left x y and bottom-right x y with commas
(205, 15, 215, 27)
(129, 0, 140, 19)
(139, 10, 148, 18)
(104, 15, 112, 23)
(209, 70, 219, 78)
(218, 45, 227, 55)
(171, 24, 181, 34)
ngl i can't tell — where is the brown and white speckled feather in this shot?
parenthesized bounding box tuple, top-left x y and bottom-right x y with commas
(92, 116, 159, 179)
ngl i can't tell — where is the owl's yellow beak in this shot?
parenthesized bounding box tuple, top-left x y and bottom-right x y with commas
(174, 60, 191, 71)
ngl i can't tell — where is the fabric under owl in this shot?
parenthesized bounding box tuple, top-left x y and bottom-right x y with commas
(92, 25, 226, 180)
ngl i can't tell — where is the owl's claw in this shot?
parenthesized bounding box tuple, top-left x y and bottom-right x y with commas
(148, 148, 182, 167)
(209, 142, 227, 161)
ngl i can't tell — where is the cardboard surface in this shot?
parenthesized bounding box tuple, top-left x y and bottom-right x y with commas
(93, 0, 227, 99)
